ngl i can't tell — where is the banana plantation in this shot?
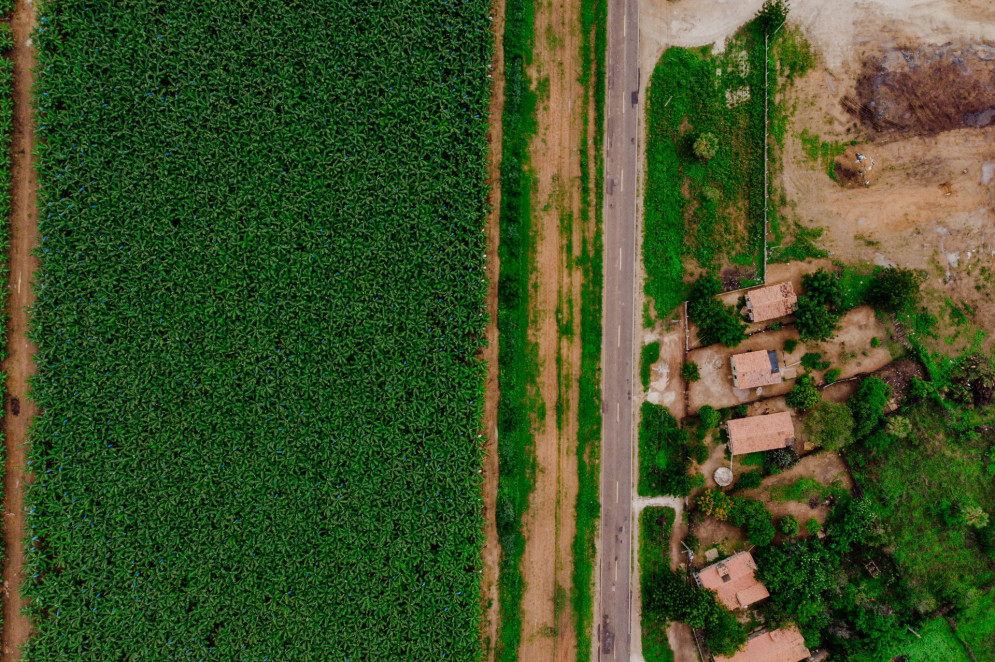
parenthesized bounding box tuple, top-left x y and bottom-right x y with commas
(26, 1, 492, 659)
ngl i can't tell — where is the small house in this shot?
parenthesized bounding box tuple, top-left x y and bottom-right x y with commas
(731, 349, 781, 389)
(745, 282, 798, 322)
(713, 625, 812, 662)
(726, 411, 795, 455)
(695, 551, 769, 611)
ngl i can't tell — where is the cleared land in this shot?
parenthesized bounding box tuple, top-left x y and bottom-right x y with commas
(25, 3, 491, 659)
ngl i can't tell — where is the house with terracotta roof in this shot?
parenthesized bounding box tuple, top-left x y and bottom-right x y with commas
(726, 411, 795, 455)
(745, 282, 797, 322)
(731, 349, 781, 389)
(713, 625, 811, 662)
(695, 551, 769, 611)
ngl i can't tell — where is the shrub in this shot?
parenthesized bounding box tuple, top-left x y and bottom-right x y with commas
(688, 440, 709, 464)
(806, 518, 822, 535)
(697, 488, 734, 520)
(800, 352, 822, 370)
(848, 376, 891, 439)
(764, 447, 799, 473)
(803, 401, 855, 451)
(681, 361, 701, 383)
(787, 374, 821, 410)
(783, 337, 798, 353)
(688, 296, 747, 347)
(640, 341, 661, 390)
(693, 132, 720, 161)
(824, 367, 841, 384)
(884, 415, 911, 439)
(698, 404, 719, 430)
(780, 515, 800, 536)
(870, 336, 881, 348)
(730, 497, 776, 546)
(826, 497, 876, 553)
(735, 470, 764, 491)
(867, 267, 922, 313)
(963, 506, 990, 530)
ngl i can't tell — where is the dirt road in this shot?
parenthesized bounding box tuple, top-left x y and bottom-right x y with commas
(2, 1, 38, 659)
(480, 0, 506, 656)
(598, 0, 639, 659)
(515, 0, 592, 660)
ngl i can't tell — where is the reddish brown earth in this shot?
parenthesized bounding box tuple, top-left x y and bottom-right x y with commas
(2, 1, 38, 659)
(479, 0, 506, 657)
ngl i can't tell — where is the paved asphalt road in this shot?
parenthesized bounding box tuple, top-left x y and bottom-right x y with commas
(598, 0, 639, 660)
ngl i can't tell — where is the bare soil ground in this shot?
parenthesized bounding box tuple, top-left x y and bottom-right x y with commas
(480, 0, 506, 656)
(775, 1, 995, 354)
(643, 311, 687, 419)
(516, 0, 592, 659)
(2, 1, 38, 659)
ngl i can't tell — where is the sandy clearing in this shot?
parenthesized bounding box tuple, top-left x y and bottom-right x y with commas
(516, 0, 590, 659)
(480, 0, 506, 656)
(2, 1, 39, 659)
(639, 0, 995, 83)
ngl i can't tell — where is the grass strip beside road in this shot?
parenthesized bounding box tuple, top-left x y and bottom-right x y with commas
(571, 2, 606, 660)
(0, 9, 12, 635)
(495, 0, 538, 659)
(640, 507, 676, 662)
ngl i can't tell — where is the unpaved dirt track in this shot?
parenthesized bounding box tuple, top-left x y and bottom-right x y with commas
(2, 1, 37, 659)
(516, 0, 589, 659)
(598, 0, 638, 659)
(480, 0, 506, 656)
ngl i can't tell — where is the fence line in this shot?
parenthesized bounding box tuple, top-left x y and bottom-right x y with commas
(762, 33, 769, 286)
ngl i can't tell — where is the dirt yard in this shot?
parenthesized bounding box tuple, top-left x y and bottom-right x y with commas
(643, 308, 687, 420)
(2, 2, 39, 659)
(692, 451, 852, 565)
(514, 0, 595, 660)
(479, 0, 506, 655)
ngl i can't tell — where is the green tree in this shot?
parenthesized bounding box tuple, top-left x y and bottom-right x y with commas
(688, 295, 748, 347)
(867, 267, 922, 313)
(693, 132, 720, 161)
(764, 447, 799, 473)
(826, 497, 876, 553)
(780, 515, 800, 536)
(803, 401, 854, 451)
(824, 367, 841, 384)
(756, 539, 839, 626)
(755, 0, 790, 35)
(848, 376, 891, 439)
(802, 269, 842, 309)
(795, 296, 840, 341)
(698, 404, 718, 430)
(963, 505, 990, 529)
(787, 374, 821, 410)
(805, 517, 822, 535)
(681, 361, 701, 383)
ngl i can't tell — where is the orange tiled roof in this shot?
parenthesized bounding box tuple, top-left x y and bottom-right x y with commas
(697, 551, 769, 611)
(746, 282, 798, 322)
(726, 412, 795, 455)
(714, 625, 811, 662)
(731, 350, 782, 389)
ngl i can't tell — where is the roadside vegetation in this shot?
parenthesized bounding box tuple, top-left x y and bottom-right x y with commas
(638, 403, 702, 497)
(643, 7, 812, 318)
(28, 2, 493, 660)
(0, 0, 12, 636)
(639, 507, 676, 662)
(495, 0, 538, 657)
(573, 1, 608, 659)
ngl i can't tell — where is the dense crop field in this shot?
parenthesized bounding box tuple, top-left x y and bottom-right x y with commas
(27, 1, 492, 659)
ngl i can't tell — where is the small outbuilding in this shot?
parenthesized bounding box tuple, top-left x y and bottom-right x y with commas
(695, 551, 769, 611)
(744, 282, 798, 322)
(725, 411, 795, 455)
(713, 625, 812, 662)
(731, 349, 782, 389)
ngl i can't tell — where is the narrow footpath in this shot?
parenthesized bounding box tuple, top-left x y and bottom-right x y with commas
(1, 0, 38, 659)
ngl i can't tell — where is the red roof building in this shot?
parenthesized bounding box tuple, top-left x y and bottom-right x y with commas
(696, 551, 769, 611)
(731, 349, 782, 389)
(726, 411, 795, 455)
(713, 625, 811, 662)
(745, 282, 798, 322)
